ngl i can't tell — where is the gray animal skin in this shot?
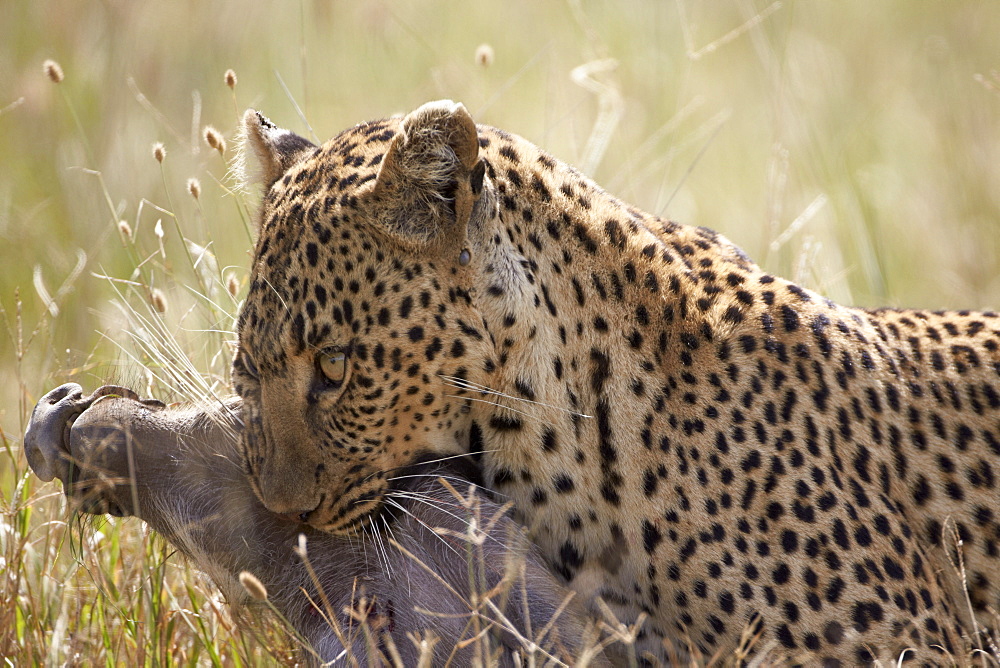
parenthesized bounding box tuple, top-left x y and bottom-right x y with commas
(24, 383, 605, 666)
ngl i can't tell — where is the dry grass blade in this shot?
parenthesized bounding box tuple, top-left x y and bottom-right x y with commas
(677, 0, 783, 60)
(569, 58, 623, 175)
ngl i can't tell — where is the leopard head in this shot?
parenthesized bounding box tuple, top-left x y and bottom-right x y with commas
(234, 101, 493, 532)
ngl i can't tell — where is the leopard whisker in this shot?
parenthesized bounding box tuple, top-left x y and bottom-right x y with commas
(365, 517, 393, 579)
(367, 451, 494, 484)
(353, 523, 372, 578)
(379, 514, 409, 596)
(440, 374, 593, 419)
(380, 513, 398, 549)
(381, 515, 415, 599)
(446, 394, 557, 426)
(386, 473, 485, 488)
(386, 490, 507, 549)
(386, 490, 465, 520)
(383, 497, 462, 558)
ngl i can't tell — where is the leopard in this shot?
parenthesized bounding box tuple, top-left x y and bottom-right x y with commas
(232, 99, 1000, 665)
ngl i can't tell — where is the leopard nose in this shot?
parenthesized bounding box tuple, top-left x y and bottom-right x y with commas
(255, 466, 320, 517)
(24, 383, 87, 483)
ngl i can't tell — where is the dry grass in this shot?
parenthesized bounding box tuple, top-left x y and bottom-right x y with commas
(2, 1, 999, 664)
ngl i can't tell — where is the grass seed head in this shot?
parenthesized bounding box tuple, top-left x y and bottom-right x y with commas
(226, 273, 240, 298)
(475, 44, 494, 67)
(150, 288, 168, 313)
(204, 126, 226, 155)
(117, 219, 133, 241)
(43, 59, 64, 83)
(152, 142, 166, 163)
(187, 177, 201, 200)
(238, 571, 268, 601)
(225, 68, 238, 89)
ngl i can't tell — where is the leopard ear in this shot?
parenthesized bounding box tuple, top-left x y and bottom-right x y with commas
(370, 100, 481, 244)
(239, 110, 317, 191)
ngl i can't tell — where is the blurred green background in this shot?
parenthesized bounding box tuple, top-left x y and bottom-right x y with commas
(3, 1, 1000, 432)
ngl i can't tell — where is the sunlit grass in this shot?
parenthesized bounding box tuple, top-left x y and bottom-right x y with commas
(2, 1, 999, 664)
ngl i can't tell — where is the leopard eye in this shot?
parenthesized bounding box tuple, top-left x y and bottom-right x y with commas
(318, 348, 347, 386)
